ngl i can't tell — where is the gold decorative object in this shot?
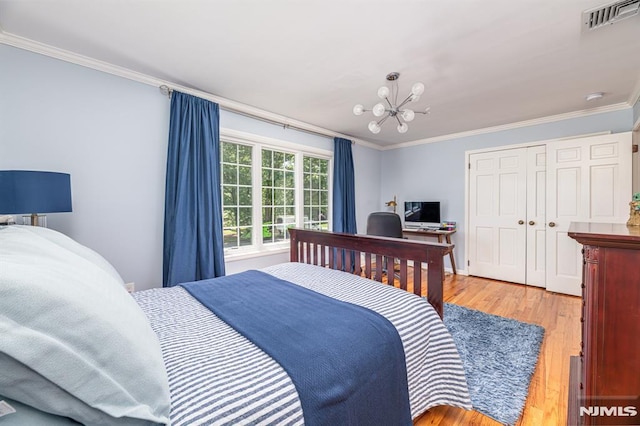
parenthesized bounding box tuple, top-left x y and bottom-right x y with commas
(627, 192, 640, 227)
(385, 195, 398, 213)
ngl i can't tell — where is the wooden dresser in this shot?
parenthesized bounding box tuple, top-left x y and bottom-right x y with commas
(567, 222, 640, 425)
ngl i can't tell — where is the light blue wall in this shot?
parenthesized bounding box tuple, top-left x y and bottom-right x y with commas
(0, 44, 381, 289)
(381, 108, 634, 272)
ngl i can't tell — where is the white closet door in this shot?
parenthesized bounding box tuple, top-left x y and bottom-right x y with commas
(468, 148, 527, 283)
(525, 146, 546, 287)
(546, 133, 632, 296)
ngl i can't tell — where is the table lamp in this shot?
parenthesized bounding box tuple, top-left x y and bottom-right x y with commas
(0, 170, 72, 226)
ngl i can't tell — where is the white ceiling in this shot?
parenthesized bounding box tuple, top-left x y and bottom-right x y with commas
(1, 0, 639, 147)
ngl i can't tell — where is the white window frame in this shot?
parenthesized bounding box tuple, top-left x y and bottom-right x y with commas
(221, 128, 332, 260)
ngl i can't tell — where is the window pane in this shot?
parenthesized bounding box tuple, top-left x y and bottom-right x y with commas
(285, 189, 295, 205)
(238, 165, 251, 185)
(223, 208, 237, 227)
(223, 228, 238, 248)
(239, 187, 252, 205)
(262, 207, 273, 225)
(222, 143, 237, 163)
(274, 207, 285, 220)
(303, 157, 311, 172)
(320, 159, 328, 174)
(274, 189, 285, 206)
(263, 224, 274, 244)
(238, 145, 252, 165)
(239, 227, 252, 246)
(285, 171, 294, 188)
(262, 169, 272, 187)
(223, 164, 237, 184)
(223, 185, 237, 205)
(262, 188, 273, 205)
(273, 151, 284, 168)
(239, 207, 252, 226)
(262, 149, 273, 167)
(273, 170, 284, 187)
(284, 154, 295, 170)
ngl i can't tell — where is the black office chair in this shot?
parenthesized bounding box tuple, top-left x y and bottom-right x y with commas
(366, 212, 403, 238)
(366, 212, 403, 279)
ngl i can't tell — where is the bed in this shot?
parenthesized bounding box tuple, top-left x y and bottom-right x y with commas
(0, 225, 471, 425)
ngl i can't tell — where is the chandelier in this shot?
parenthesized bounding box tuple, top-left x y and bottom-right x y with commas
(353, 72, 430, 134)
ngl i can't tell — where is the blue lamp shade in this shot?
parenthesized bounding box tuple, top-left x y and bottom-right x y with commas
(0, 171, 72, 215)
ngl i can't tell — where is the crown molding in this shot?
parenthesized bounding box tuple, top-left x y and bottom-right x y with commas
(629, 76, 640, 108)
(383, 102, 631, 150)
(0, 30, 633, 152)
(0, 31, 379, 150)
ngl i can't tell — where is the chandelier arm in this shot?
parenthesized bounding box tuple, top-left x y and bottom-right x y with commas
(414, 107, 431, 115)
(394, 115, 403, 126)
(378, 113, 391, 126)
(396, 94, 415, 109)
(384, 97, 394, 109)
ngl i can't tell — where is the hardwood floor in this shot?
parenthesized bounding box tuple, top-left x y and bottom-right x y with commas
(413, 273, 582, 426)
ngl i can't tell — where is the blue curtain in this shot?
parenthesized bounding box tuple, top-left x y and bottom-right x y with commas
(163, 91, 225, 287)
(332, 137, 357, 270)
(332, 137, 357, 234)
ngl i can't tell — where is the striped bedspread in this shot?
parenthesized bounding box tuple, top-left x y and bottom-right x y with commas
(133, 262, 471, 425)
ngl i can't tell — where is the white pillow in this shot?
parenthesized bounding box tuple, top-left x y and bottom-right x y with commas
(17, 225, 125, 285)
(0, 226, 170, 425)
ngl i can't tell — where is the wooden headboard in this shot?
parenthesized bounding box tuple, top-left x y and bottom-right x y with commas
(288, 228, 452, 318)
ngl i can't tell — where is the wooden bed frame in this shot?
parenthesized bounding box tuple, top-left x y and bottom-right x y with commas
(288, 228, 453, 318)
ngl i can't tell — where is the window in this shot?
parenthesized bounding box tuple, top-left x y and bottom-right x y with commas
(221, 143, 253, 249)
(220, 135, 331, 254)
(262, 149, 296, 244)
(303, 156, 329, 231)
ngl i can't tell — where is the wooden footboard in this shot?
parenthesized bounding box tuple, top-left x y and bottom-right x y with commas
(288, 228, 453, 318)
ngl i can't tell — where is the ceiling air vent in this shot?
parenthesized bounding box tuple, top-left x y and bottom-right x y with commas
(583, 0, 640, 30)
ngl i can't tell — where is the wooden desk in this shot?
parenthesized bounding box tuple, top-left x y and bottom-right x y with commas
(402, 228, 457, 274)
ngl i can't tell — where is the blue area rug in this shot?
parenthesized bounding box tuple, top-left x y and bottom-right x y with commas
(444, 303, 545, 426)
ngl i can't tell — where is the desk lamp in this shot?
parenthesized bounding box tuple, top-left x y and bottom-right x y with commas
(0, 170, 72, 226)
(385, 195, 397, 214)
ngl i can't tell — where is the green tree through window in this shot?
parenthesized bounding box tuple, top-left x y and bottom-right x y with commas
(221, 140, 330, 252)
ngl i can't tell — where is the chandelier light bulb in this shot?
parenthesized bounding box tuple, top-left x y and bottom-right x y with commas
(397, 123, 408, 133)
(401, 109, 415, 122)
(353, 104, 365, 115)
(377, 86, 390, 99)
(411, 82, 425, 96)
(372, 103, 386, 117)
(368, 121, 381, 134)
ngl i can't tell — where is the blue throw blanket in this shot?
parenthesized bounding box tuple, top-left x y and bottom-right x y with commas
(181, 270, 411, 426)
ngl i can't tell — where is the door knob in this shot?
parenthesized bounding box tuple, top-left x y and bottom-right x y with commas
(518, 220, 524, 225)
(549, 222, 556, 227)
(529, 221, 535, 225)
